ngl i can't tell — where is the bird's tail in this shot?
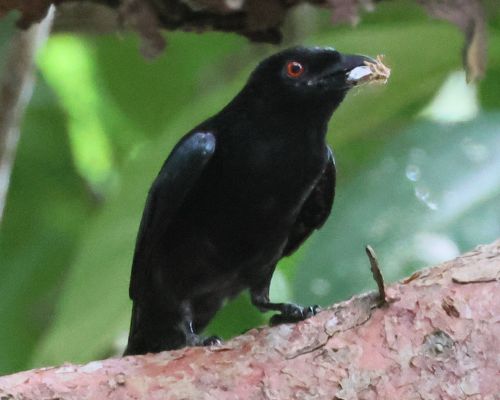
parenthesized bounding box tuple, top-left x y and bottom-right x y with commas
(123, 301, 185, 356)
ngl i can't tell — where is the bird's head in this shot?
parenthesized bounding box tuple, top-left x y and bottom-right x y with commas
(246, 46, 382, 113)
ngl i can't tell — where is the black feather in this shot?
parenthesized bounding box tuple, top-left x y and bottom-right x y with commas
(125, 46, 372, 355)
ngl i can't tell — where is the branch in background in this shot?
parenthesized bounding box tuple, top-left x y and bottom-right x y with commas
(0, 0, 490, 78)
(0, 240, 498, 399)
(417, 0, 487, 82)
(0, 7, 55, 224)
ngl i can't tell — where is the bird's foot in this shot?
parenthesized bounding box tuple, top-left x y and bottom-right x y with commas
(269, 303, 321, 326)
(185, 333, 222, 347)
(202, 335, 223, 346)
(182, 317, 222, 348)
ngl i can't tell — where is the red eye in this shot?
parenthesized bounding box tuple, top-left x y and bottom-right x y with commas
(286, 61, 304, 78)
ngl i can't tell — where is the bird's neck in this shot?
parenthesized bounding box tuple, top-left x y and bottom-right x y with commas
(225, 86, 343, 142)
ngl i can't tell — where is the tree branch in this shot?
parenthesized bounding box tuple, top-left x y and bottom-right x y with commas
(1, 239, 498, 399)
(0, 6, 55, 224)
(0, 0, 488, 77)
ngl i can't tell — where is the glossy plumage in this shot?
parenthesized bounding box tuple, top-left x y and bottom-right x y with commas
(124, 46, 372, 355)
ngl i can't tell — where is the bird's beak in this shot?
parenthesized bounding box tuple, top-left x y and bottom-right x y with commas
(341, 54, 390, 86)
(315, 52, 390, 91)
(340, 54, 377, 86)
(340, 54, 376, 71)
(317, 53, 377, 90)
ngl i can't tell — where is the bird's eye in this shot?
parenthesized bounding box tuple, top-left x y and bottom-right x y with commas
(286, 61, 304, 78)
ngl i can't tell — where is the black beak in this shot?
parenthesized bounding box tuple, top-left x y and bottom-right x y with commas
(318, 53, 377, 89)
(339, 54, 376, 72)
(313, 52, 387, 90)
(338, 54, 378, 87)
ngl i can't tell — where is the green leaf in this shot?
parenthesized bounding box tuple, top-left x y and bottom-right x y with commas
(92, 31, 247, 143)
(479, 31, 500, 108)
(294, 113, 500, 304)
(0, 81, 94, 374)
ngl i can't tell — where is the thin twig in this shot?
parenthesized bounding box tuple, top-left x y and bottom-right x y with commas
(0, 6, 55, 224)
(365, 244, 387, 306)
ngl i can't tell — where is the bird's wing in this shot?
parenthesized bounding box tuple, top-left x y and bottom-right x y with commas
(129, 132, 216, 300)
(282, 146, 336, 257)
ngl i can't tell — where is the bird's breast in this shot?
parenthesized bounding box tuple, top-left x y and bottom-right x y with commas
(168, 131, 328, 281)
(209, 133, 327, 231)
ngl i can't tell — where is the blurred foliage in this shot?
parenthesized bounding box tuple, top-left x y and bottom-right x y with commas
(0, 13, 16, 71)
(296, 113, 500, 304)
(0, 3, 499, 374)
(0, 81, 95, 372)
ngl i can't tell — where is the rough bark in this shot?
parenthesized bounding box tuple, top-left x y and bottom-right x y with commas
(0, 239, 498, 399)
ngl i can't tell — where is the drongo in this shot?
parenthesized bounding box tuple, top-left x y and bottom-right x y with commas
(124, 46, 385, 355)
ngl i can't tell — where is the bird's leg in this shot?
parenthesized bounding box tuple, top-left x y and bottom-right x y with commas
(180, 301, 222, 347)
(250, 284, 321, 325)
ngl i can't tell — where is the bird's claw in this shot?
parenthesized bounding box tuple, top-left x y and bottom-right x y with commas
(185, 333, 222, 347)
(306, 304, 321, 317)
(202, 335, 222, 347)
(269, 304, 321, 326)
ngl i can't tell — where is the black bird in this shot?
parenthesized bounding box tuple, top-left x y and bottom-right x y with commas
(125, 46, 375, 355)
